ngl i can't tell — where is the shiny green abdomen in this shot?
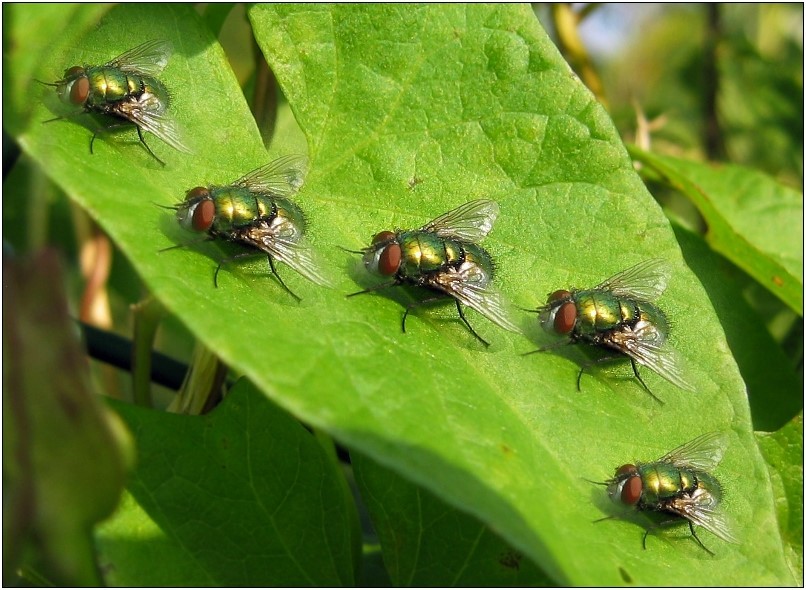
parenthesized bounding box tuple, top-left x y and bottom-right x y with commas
(639, 461, 723, 511)
(573, 291, 667, 337)
(210, 189, 306, 236)
(398, 231, 494, 283)
(85, 67, 168, 109)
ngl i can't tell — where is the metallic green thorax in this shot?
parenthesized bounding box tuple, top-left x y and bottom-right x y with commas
(572, 290, 668, 342)
(208, 188, 306, 238)
(637, 462, 722, 510)
(84, 66, 169, 110)
(397, 230, 494, 285)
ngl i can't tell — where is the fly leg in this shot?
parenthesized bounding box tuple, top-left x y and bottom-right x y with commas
(629, 358, 665, 405)
(267, 255, 301, 302)
(642, 518, 714, 556)
(399, 297, 489, 346)
(346, 281, 401, 298)
(454, 299, 489, 347)
(87, 120, 165, 166)
(211, 251, 300, 302)
(213, 251, 260, 288)
(133, 125, 165, 166)
(401, 295, 444, 335)
(575, 354, 664, 405)
(521, 338, 573, 357)
(686, 521, 715, 556)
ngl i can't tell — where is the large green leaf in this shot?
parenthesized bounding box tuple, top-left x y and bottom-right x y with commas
(353, 452, 551, 586)
(757, 416, 804, 583)
(101, 379, 357, 586)
(6, 4, 793, 585)
(630, 146, 803, 315)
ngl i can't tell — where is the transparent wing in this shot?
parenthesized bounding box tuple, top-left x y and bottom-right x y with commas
(609, 321, 695, 392)
(667, 492, 739, 544)
(596, 258, 670, 302)
(120, 94, 191, 153)
(431, 266, 521, 334)
(420, 199, 499, 242)
(658, 432, 729, 471)
(243, 225, 332, 288)
(107, 39, 172, 76)
(233, 155, 308, 199)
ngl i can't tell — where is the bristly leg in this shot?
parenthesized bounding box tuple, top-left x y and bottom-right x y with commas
(267, 255, 300, 302)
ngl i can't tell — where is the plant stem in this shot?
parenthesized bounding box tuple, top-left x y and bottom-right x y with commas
(551, 4, 607, 107)
(131, 296, 165, 408)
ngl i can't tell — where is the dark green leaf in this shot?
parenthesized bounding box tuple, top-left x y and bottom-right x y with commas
(674, 224, 802, 431)
(353, 452, 553, 586)
(106, 379, 357, 586)
(630, 146, 803, 315)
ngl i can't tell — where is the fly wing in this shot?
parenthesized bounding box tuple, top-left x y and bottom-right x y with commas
(120, 93, 191, 153)
(596, 259, 670, 302)
(420, 199, 499, 242)
(667, 492, 739, 544)
(430, 265, 521, 334)
(242, 223, 332, 288)
(610, 319, 694, 392)
(658, 432, 729, 471)
(108, 39, 173, 76)
(233, 155, 308, 199)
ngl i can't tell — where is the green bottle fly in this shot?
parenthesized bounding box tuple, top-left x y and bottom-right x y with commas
(528, 259, 692, 402)
(167, 155, 330, 300)
(348, 199, 519, 346)
(598, 432, 738, 555)
(44, 39, 188, 163)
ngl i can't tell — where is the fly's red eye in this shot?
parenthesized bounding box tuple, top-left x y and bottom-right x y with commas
(372, 230, 396, 245)
(378, 243, 402, 276)
(186, 186, 209, 202)
(65, 66, 85, 77)
(192, 199, 215, 232)
(553, 301, 577, 334)
(548, 289, 571, 303)
(621, 475, 642, 505)
(615, 464, 637, 477)
(69, 76, 90, 104)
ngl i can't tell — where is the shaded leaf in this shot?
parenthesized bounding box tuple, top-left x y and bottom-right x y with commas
(674, 224, 802, 431)
(353, 452, 553, 586)
(95, 491, 212, 587)
(107, 379, 356, 586)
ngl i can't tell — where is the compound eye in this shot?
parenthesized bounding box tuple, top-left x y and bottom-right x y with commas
(548, 289, 571, 303)
(69, 76, 90, 104)
(372, 230, 396, 245)
(185, 186, 210, 202)
(378, 243, 402, 276)
(553, 301, 577, 334)
(620, 475, 642, 505)
(191, 199, 216, 232)
(65, 65, 85, 77)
